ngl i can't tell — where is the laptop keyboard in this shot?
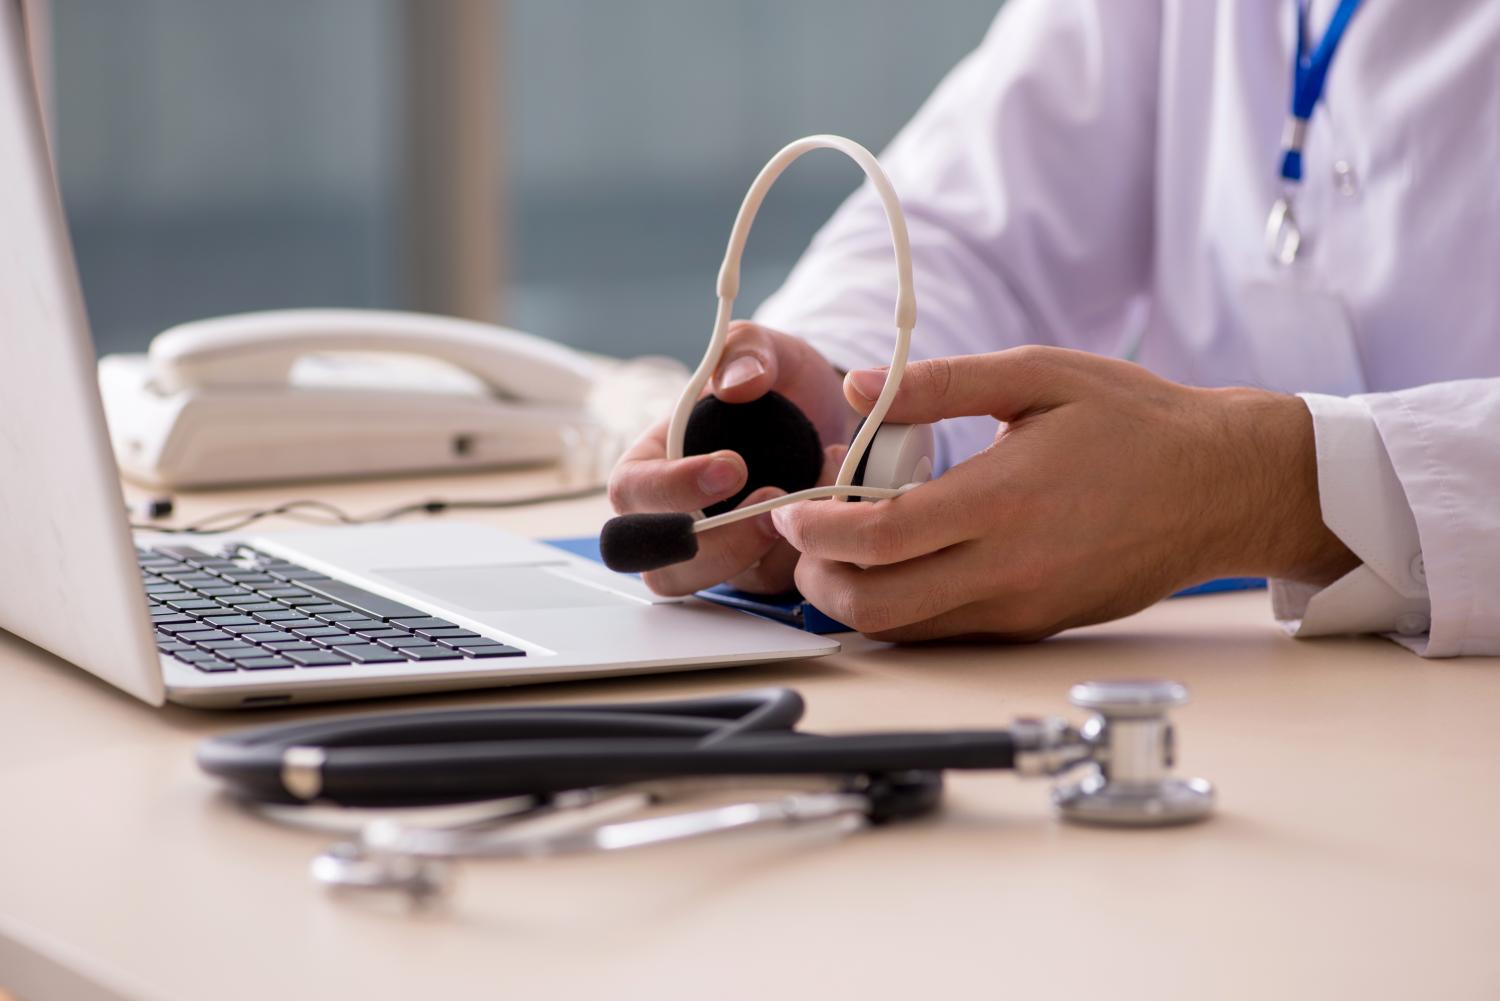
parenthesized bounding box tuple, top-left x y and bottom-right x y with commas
(138, 544, 524, 674)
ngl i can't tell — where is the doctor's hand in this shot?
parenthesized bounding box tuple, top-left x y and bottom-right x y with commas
(771, 346, 1360, 642)
(608, 321, 851, 596)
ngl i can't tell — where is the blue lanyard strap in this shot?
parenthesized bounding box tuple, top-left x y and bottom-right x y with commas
(1279, 0, 1362, 182)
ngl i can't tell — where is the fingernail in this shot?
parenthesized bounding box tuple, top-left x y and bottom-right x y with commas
(719, 354, 766, 390)
(698, 455, 742, 495)
(770, 505, 794, 535)
(848, 368, 888, 400)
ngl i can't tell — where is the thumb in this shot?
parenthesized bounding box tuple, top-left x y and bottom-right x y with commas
(711, 321, 781, 403)
(842, 348, 1076, 423)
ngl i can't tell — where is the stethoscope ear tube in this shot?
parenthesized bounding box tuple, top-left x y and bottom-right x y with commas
(196, 689, 1015, 808)
(198, 688, 809, 806)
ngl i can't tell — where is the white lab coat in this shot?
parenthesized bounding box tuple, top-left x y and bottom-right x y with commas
(756, 0, 1500, 656)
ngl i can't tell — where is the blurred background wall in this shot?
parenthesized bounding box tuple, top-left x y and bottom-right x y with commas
(48, 0, 1003, 361)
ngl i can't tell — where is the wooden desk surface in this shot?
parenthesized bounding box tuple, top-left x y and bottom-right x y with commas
(2, 468, 1497, 1001)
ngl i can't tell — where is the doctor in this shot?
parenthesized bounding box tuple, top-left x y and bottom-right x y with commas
(609, 0, 1500, 657)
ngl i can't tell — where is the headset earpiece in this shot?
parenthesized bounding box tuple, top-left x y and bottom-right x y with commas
(851, 422, 936, 492)
(683, 392, 823, 516)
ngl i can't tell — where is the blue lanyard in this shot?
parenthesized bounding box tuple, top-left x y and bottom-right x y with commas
(1279, 0, 1363, 183)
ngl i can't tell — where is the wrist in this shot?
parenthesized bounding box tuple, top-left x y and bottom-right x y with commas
(1203, 388, 1359, 585)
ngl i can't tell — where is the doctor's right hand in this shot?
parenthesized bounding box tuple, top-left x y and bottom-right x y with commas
(607, 321, 851, 597)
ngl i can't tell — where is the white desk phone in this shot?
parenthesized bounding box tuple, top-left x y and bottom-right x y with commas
(98, 309, 682, 488)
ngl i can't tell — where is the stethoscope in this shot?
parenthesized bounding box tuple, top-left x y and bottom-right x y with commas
(199, 680, 1215, 902)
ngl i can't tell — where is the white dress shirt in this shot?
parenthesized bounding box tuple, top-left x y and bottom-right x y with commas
(755, 0, 1500, 656)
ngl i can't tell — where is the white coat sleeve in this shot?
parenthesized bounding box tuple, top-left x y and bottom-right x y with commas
(1274, 381, 1500, 657)
(754, 0, 1162, 472)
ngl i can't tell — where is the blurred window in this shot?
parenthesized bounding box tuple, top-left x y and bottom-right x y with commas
(50, 0, 1002, 360)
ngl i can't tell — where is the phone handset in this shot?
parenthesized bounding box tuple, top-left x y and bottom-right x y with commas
(148, 308, 601, 407)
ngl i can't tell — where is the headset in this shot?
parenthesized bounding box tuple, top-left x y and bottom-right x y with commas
(599, 135, 937, 574)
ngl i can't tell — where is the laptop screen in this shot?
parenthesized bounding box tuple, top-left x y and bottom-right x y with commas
(0, 1, 163, 704)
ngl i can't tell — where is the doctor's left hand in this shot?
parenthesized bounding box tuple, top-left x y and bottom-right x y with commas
(771, 346, 1360, 642)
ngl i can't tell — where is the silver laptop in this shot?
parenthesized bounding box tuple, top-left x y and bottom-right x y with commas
(0, 3, 836, 709)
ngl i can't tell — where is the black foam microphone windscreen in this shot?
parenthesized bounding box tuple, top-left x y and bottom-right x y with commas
(600, 512, 699, 573)
(683, 392, 823, 516)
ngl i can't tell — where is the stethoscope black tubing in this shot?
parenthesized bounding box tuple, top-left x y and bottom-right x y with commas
(198, 688, 1016, 807)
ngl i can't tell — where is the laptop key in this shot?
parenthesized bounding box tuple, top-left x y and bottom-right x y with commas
(201, 643, 262, 657)
(291, 626, 346, 638)
(387, 616, 459, 630)
(197, 586, 251, 597)
(285, 650, 353, 667)
(331, 617, 385, 631)
(419, 628, 483, 641)
(377, 636, 434, 649)
(294, 579, 428, 622)
(316, 611, 367, 623)
(239, 602, 289, 613)
(225, 623, 280, 635)
(261, 641, 319, 652)
(165, 573, 219, 587)
(178, 629, 232, 644)
(271, 569, 335, 582)
(157, 621, 210, 635)
(154, 545, 216, 564)
(200, 615, 259, 627)
(221, 572, 277, 584)
(259, 587, 312, 599)
(252, 610, 304, 623)
(399, 645, 464, 661)
(192, 659, 238, 673)
(237, 656, 295, 670)
(176, 649, 228, 662)
(352, 628, 408, 639)
(456, 644, 525, 658)
(335, 644, 404, 663)
(274, 617, 326, 630)
(248, 630, 297, 644)
(165, 599, 219, 611)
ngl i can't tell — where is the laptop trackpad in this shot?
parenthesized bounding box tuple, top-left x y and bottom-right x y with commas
(377, 564, 635, 613)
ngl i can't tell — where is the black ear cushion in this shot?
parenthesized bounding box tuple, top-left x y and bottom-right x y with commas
(683, 391, 824, 516)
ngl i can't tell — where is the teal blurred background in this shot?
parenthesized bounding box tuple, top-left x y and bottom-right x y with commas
(47, 1, 1002, 361)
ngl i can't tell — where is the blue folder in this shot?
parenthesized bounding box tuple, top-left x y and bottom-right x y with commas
(546, 536, 1264, 635)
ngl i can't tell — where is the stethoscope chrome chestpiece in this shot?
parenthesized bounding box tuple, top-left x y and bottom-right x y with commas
(1050, 680, 1215, 827)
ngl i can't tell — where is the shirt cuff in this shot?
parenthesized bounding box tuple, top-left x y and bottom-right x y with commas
(1270, 393, 1433, 654)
